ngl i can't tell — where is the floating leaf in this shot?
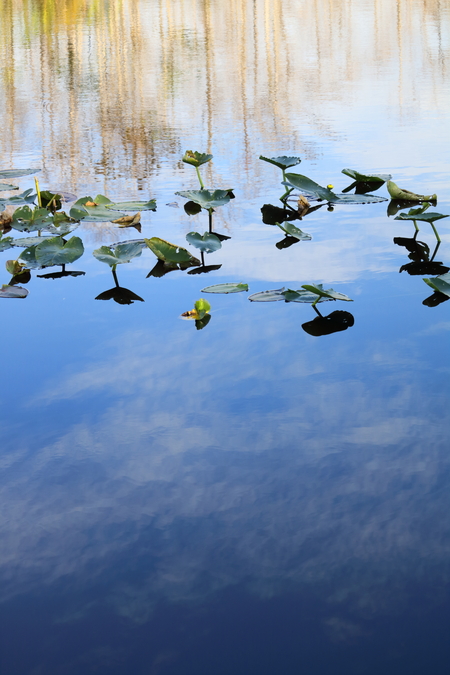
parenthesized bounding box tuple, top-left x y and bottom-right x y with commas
(186, 231, 222, 253)
(283, 174, 337, 201)
(276, 222, 312, 240)
(301, 284, 353, 303)
(387, 181, 437, 202)
(42, 213, 80, 236)
(11, 206, 54, 232)
(145, 237, 200, 265)
(33, 236, 84, 266)
(0, 189, 36, 206)
(395, 210, 448, 224)
(0, 169, 40, 179)
(195, 298, 211, 319)
(341, 169, 391, 193)
(175, 189, 231, 210)
(0, 235, 14, 252)
(329, 193, 387, 204)
(0, 284, 28, 298)
(201, 283, 248, 294)
(423, 272, 450, 298)
(282, 289, 331, 303)
(0, 183, 19, 192)
(5, 260, 25, 276)
(259, 155, 301, 170)
(11, 236, 53, 247)
(71, 195, 125, 221)
(18, 246, 42, 269)
(182, 151, 213, 168)
(106, 200, 156, 212)
(93, 242, 142, 268)
(111, 213, 141, 225)
(248, 288, 286, 302)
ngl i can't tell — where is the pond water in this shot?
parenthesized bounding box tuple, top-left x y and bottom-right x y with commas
(1, 1, 450, 673)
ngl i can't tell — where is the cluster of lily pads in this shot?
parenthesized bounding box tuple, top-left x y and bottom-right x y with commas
(0, 154, 448, 333)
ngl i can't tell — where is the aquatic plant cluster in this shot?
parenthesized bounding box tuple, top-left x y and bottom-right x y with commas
(0, 155, 448, 335)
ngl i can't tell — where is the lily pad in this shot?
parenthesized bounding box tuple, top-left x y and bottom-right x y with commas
(387, 181, 437, 202)
(18, 246, 43, 269)
(0, 189, 36, 206)
(0, 235, 14, 252)
(11, 236, 53, 247)
(11, 206, 54, 232)
(32, 236, 84, 266)
(182, 151, 213, 168)
(145, 237, 200, 265)
(71, 195, 125, 222)
(0, 284, 28, 298)
(341, 169, 391, 193)
(276, 222, 312, 240)
(106, 199, 156, 212)
(283, 174, 337, 201)
(301, 284, 353, 303)
(259, 156, 301, 170)
(175, 189, 231, 210)
(423, 272, 450, 298)
(0, 184, 19, 192)
(248, 288, 286, 302)
(93, 242, 143, 268)
(395, 209, 448, 224)
(330, 193, 387, 204)
(282, 289, 332, 303)
(0, 169, 40, 179)
(201, 283, 248, 294)
(186, 232, 222, 253)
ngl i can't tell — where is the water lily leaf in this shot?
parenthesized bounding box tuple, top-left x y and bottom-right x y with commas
(195, 298, 211, 319)
(5, 260, 25, 275)
(18, 246, 42, 269)
(330, 193, 387, 204)
(283, 174, 337, 201)
(259, 156, 301, 170)
(342, 169, 391, 184)
(423, 272, 450, 298)
(0, 235, 14, 252)
(71, 195, 125, 221)
(387, 181, 437, 202)
(145, 237, 200, 264)
(93, 242, 142, 267)
(11, 236, 53, 247)
(186, 231, 222, 253)
(276, 222, 312, 240)
(0, 183, 19, 192)
(40, 190, 62, 211)
(0, 189, 36, 206)
(301, 283, 353, 302)
(11, 206, 54, 232)
(175, 189, 231, 210)
(282, 289, 331, 303)
(33, 236, 84, 266)
(0, 169, 40, 179)
(201, 283, 248, 294)
(0, 284, 28, 298)
(106, 200, 156, 212)
(182, 151, 213, 168)
(248, 287, 286, 302)
(395, 210, 448, 224)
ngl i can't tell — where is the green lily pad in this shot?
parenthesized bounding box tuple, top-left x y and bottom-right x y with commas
(145, 237, 200, 264)
(11, 236, 53, 247)
(0, 189, 36, 206)
(32, 236, 84, 266)
(201, 283, 248, 294)
(395, 210, 448, 224)
(186, 231, 222, 253)
(387, 181, 437, 202)
(18, 246, 42, 269)
(106, 199, 157, 212)
(423, 272, 450, 298)
(0, 284, 28, 298)
(71, 195, 125, 221)
(42, 212, 80, 236)
(276, 222, 312, 240)
(195, 298, 211, 319)
(248, 287, 286, 302)
(342, 169, 391, 184)
(259, 156, 302, 170)
(0, 183, 19, 192)
(330, 193, 387, 204)
(182, 151, 213, 168)
(301, 284, 353, 303)
(0, 169, 40, 179)
(282, 289, 332, 303)
(0, 235, 14, 252)
(283, 174, 337, 201)
(5, 259, 25, 276)
(11, 206, 54, 232)
(93, 242, 142, 268)
(175, 189, 231, 210)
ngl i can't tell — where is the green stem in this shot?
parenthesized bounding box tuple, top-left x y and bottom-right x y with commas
(196, 166, 204, 189)
(112, 268, 119, 287)
(208, 209, 213, 233)
(280, 186, 293, 203)
(312, 304, 323, 317)
(413, 219, 419, 232)
(35, 177, 42, 208)
(201, 251, 205, 267)
(430, 241, 440, 262)
(430, 222, 441, 243)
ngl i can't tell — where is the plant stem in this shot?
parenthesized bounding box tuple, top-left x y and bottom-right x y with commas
(430, 222, 441, 243)
(196, 166, 204, 189)
(208, 209, 213, 233)
(413, 219, 419, 232)
(201, 251, 205, 267)
(112, 268, 119, 286)
(312, 304, 323, 317)
(430, 241, 440, 262)
(280, 187, 293, 203)
(35, 177, 42, 208)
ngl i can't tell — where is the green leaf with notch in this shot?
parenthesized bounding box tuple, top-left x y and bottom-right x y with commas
(301, 283, 353, 303)
(145, 237, 199, 264)
(71, 195, 125, 221)
(395, 210, 448, 224)
(423, 272, 450, 298)
(175, 189, 231, 210)
(11, 206, 54, 232)
(283, 174, 337, 201)
(93, 242, 142, 267)
(276, 222, 312, 240)
(186, 232, 222, 253)
(259, 156, 301, 170)
(182, 151, 213, 168)
(33, 236, 84, 266)
(0, 189, 36, 206)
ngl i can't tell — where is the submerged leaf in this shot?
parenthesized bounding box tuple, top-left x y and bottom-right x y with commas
(201, 283, 248, 294)
(387, 181, 437, 202)
(145, 237, 200, 265)
(175, 189, 231, 210)
(283, 174, 337, 201)
(182, 151, 213, 168)
(93, 242, 142, 267)
(259, 155, 301, 170)
(186, 231, 222, 253)
(0, 284, 28, 298)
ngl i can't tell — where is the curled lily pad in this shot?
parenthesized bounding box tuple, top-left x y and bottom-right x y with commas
(11, 206, 54, 232)
(145, 237, 200, 265)
(259, 156, 301, 170)
(106, 200, 156, 212)
(71, 195, 125, 221)
(283, 174, 337, 201)
(182, 151, 213, 168)
(301, 284, 353, 304)
(181, 298, 211, 320)
(5, 260, 26, 276)
(423, 272, 450, 298)
(31, 236, 84, 267)
(0, 189, 36, 206)
(342, 169, 391, 184)
(93, 242, 142, 268)
(248, 288, 286, 302)
(387, 181, 437, 202)
(175, 189, 231, 210)
(186, 232, 222, 253)
(276, 222, 312, 240)
(201, 283, 248, 294)
(0, 169, 40, 179)
(0, 284, 28, 298)
(0, 183, 19, 192)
